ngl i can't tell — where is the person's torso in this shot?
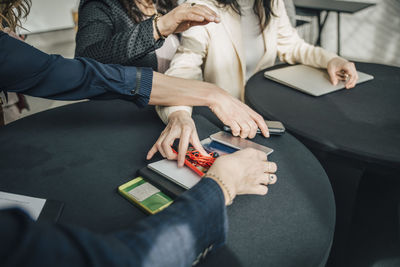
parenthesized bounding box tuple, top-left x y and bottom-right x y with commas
(79, 0, 179, 71)
(190, 0, 282, 100)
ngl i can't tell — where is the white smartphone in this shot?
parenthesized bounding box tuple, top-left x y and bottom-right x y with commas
(210, 131, 273, 155)
(223, 120, 285, 136)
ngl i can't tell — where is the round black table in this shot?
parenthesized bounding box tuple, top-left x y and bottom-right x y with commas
(245, 62, 400, 266)
(245, 62, 400, 169)
(0, 100, 335, 267)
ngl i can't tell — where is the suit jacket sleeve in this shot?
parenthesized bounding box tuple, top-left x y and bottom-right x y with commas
(276, 0, 337, 68)
(75, 1, 163, 66)
(0, 32, 152, 107)
(0, 178, 227, 267)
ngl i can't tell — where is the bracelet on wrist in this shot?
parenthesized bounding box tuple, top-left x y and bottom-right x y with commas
(206, 172, 233, 205)
(153, 14, 167, 40)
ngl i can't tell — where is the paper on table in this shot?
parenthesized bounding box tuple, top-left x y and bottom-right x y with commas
(0, 191, 46, 221)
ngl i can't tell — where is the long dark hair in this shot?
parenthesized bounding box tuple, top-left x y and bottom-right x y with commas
(118, 0, 178, 23)
(0, 0, 31, 31)
(216, 0, 275, 29)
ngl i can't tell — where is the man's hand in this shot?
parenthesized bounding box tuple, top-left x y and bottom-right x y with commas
(327, 57, 358, 89)
(207, 148, 278, 205)
(147, 110, 207, 167)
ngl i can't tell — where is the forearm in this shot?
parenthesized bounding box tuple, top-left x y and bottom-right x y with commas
(289, 42, 337, 69)
(77, 22, 162, 65)
(0, 32, 152, 106)
(276, 0, 337, 69)
(149, 72, 220, 107)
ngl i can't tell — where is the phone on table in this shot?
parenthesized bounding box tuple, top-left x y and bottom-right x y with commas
(210, 132, 273, 155)
(223, 120, 285, 136)
(118, 177, 173, 215)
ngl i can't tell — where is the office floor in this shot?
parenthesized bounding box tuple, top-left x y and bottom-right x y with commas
(345, 171, 400, 267)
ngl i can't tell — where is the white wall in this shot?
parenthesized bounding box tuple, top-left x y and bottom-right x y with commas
(20, 0, 400, 67)
(315, 0, 400, 67)
(20, 0, 80, 34)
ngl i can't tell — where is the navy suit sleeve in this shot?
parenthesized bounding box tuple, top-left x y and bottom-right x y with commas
(0, 178, 227, 267)
(0, 32, 152, 107)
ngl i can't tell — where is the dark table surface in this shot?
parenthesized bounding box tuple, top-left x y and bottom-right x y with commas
(245, 62, 400, 170)
(0, 100, 335, 267)
(294, 0, 375, 13)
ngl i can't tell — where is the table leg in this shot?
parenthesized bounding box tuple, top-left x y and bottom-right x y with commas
(0, 106, 4, 126)
(345, 170, 400, 266)
(315, 11, 330, 47)
(308, 149, 365, 267)
(316, 12, 322, 46)
(337, 12, 341, 56)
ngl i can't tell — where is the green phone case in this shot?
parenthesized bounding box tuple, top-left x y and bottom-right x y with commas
(118, 177, 173, 215)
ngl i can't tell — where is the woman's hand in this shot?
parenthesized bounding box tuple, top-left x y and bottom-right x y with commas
(147, 110, 207, 167)
(206, 148, 278, 205)
(148, 74, 269, 140)
(210, 90, 270, 139)
(154, 3, 220, 39)
(327, 57, 358, 89)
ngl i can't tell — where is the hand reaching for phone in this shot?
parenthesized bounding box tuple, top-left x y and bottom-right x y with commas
(147, 80, 270, 166)
(209, 90, 270, 139)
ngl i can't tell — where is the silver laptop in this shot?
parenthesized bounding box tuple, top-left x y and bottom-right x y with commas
(264, 64, 374, 96)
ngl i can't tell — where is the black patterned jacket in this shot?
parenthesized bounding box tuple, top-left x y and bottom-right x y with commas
(75, 0, 165, 70)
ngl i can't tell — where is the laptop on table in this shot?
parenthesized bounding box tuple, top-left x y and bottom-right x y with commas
(264, 64, 374, 96)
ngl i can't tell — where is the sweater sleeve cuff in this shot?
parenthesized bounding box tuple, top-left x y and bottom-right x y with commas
(142, 17, 165, 50)
(155, 105, 193, 125)
(320, 50, 338, 69)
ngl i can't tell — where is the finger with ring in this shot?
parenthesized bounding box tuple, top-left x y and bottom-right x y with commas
(269, 174, 277, 184)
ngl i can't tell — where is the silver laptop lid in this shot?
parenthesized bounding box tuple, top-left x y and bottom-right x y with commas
(264, 64, 374, 96)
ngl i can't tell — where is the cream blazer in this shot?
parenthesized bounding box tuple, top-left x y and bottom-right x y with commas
(156, 0, 338, 123)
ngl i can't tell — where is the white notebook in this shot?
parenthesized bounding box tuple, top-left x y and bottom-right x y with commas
(264, 64, 374, 96)
(148, 160, 201, 190)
